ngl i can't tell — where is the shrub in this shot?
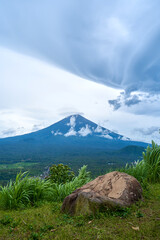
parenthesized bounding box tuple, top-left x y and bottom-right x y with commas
(51, 165, 91, 202)
(121, 141, 160, 183)
(48, 164, 75, 184)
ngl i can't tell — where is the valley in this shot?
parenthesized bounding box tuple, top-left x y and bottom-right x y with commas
(0, 115, 147, 185)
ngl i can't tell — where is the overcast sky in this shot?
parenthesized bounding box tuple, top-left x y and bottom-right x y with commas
(0, 0, 160, 143)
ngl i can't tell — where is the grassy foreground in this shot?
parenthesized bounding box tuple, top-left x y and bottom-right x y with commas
(0, 183, 159, 240)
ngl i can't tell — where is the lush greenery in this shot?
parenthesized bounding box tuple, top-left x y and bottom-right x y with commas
(0, 166, 91, 210)
(0, 141, 159, 211)
(0, 144, 145, 186)
(0, 142, 160, 238)
(51, 165, 91, 202)
(0, 184, 159, 239)
(48, 164, 75, 184)
(121, 140, 160, 183)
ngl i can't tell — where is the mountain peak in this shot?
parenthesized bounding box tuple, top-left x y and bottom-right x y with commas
(47, 114, 129, 140)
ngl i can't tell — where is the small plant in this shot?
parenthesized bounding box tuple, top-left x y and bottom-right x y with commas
(40, 224, 54, 233)
(135, 210, 143, 218)
(0, 215, 13, 225)
(48, 164, 75, 184)
(29, 232, 39, 240)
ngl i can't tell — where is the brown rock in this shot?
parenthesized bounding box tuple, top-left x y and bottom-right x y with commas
(61, 171, 142, 216)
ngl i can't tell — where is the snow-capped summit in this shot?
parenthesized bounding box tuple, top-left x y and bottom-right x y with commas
(0, 114, 147, 161)
(47, 114, 129, 140)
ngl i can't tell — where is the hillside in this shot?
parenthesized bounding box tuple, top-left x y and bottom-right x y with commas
(0, 115, 148, 184)
(0, 183, 159, 239)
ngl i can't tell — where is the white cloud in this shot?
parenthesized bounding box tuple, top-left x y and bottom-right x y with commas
(78, 125, 92, 137)
(121, 136, 130, 141)
(94, 126, 103, 133)
(51, 130, 62, 136)
(101, 134, 113, 140)
(67, 116, 76, 128)
(64, 127, 77, 137)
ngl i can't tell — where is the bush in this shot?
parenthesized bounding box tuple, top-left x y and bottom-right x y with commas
(51, 165, 91, 202)
(48, 164, 75, 184)
(121, 141, 160, 183)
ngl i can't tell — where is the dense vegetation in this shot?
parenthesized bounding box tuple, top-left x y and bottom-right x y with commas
(0, 184, 159, 240)
(121, 141, 160, 183)
(0, 142, 159, 239)
(0, 145, 145, 186)
(0, 166, 91, 210)
(0, 141, 159, 211)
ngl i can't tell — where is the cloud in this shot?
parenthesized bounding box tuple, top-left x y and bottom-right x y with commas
(51, 130, 62, 136)
(121, 136, 130, 141)
(108, 92, 160, 116)
(134, 127, 159, 136)
(124, 95, 141, 107)
(32, 124, 44, 132)
(101, 134, 113, 139)
(0, 0, 160, 144)
(67, 116, 76, 128)
(0, 0, 160, 98)
(94, 126, 103, 133)
(64, 127, 77, 137)
(108, 99, 122, 110)
(78, 125, 92, 137)
(1, 129, 16, 136)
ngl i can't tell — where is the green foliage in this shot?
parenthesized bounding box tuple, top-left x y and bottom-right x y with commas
(121, 141, 160, 183)
(29, 232, 39, 240)
(0, 165, 90, 210)
(0, 172, 54, 210)
(51, 165, 91, 202)
(48, 163, 75, 184)
(0, 215, 13, 225)
(0, 184, 159, 239)
(135, 210, 143, 218)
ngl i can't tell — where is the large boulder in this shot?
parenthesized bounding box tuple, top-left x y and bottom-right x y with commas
(61, 171, 143, 216)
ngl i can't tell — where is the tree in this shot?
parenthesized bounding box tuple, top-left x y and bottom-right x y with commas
(48, 164, 75, 184)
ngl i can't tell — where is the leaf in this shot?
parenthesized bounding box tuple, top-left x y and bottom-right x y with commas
(88, 221, 92, 224)
(132, 226, 139, 231)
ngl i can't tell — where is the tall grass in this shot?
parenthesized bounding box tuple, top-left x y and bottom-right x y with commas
(0, 165, 91, 210)
(51, 165, 91, 202)
(121, 141, 160, 183)
(0, 172, 54, 210)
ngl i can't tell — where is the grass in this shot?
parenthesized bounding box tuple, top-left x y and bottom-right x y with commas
(120, 140, 160, 184)
(0, 166, 91, 210)
(0, 142, 160, 239)
(0, 162, 38, 170)
(0, 183, 159, 239)
(0, 172, 54, 210)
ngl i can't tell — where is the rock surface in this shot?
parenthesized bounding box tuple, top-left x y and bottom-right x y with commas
(61, 171, 143, 216)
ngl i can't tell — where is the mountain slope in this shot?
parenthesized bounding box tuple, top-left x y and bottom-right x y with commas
(0, 114, 148, 180)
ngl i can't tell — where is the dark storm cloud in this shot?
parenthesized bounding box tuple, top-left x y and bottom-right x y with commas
(0, 0, 160, 94)
(108, 99, 121, 110)
(108, 93, 141, 110)
(0, 0, 160, 118)
(124, 95, 141, 107)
